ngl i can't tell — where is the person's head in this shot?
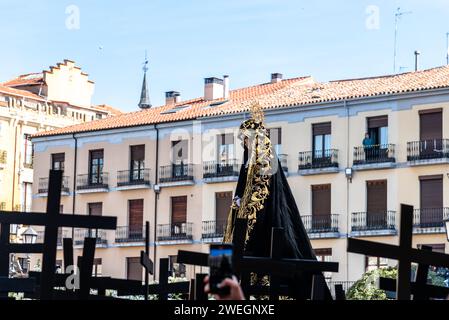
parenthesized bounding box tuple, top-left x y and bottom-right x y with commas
(365, 132, 370, 138)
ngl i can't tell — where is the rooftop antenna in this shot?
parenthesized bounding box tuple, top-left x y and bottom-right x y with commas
(393, 7, 412, 73)
(446, 33, 449, 65)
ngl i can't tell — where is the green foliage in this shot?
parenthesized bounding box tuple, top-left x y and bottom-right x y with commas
(346, 267, 397, 300)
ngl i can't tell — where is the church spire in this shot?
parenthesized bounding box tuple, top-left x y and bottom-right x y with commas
(138, 52, 152, 109)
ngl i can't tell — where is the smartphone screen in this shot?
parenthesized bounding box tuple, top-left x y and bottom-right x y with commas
(209, 244, 233, 295)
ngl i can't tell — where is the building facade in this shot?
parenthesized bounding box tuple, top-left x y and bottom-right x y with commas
(31, 67, 449, 285)
(0, 59, 121, 262)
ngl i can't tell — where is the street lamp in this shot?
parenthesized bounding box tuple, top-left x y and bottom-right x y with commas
(22, 226, 38, 244)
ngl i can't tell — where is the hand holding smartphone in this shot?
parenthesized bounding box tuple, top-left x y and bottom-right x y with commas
(208, 243, 233, 296)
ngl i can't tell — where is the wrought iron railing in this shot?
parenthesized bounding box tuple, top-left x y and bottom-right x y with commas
(202, 220, 227, 239)
(0, 150, 6, 164)
(38, 176, 70, 194)
(413, 208, 449, 229)
(159, 164, 194, 183)
(157, 223, 193, 241)
(301, 214, 339, 233)
(76, 173, 109, 190)
(351, 211, 396, 232)
(117, 169, 150, 187)
(407, 139, 449, 161)
(203, 160, 239, 178)
(73, 228, 108, 245)
(115, 225, 146, 242)
(353, 144, 395, 165)
(298, 149, 338, 170)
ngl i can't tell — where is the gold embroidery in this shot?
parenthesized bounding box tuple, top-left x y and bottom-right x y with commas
(223, 102, 273, 247)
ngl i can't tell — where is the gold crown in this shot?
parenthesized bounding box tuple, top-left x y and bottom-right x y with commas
(250, 101, 265, 124)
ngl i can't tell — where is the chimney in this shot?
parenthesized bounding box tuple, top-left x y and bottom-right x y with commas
(165, 91, 180, 105)
(223, 75, 230, 99)
(271, 73, 283, 83)
(414, 50, 421, 71)
(204, 77, 224, 101)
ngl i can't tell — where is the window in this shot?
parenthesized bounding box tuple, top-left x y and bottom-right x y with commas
(419, 175, 443, 227)
(130, 145, 145, 181)
(55, 259, 63, 273)
(89, 149, 104, 185)
(23, 133, 33, 167)
(171, 196, 187, 226)
(365, 256, 388, 272)
(18, 257, 29, 273)
(366, 180, 387, 228)
(126, 257, 142, 281)
(215, 192, 232, 230)
(217, 134, 235, 162)
(172, 140, 188, 164)
(51, 153, 65, 171)
(93, 258, 102, 276)
(419, 109, 443, 158)
(88, 203, 102, 216)
(21, 182, 32, 212)
(96, 113, 102, 120)
(128, 199, 144, 237)
(417, 244, 445, 254)
(311, 184, 331, 230)
(169, 255, 186, 278)
(367, 116, 388, 146)
(268, 128, 282, 155)
(312, 123, 331, 159)
(314, 248, 332, 280)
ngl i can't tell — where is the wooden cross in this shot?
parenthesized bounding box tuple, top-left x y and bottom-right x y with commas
(140, 221, 153, 300)
(178, 219, 338, 300)
(347, 204, 449, 300)
(0, 170, 117, 299)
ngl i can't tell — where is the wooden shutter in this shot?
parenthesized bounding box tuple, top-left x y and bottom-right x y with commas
(171, 196, 187, 224)
(420, 176, 443, 208)
(129, 199, 144, 229)
(215, 192, 233, 223)
(420, 110, 442, 141)
(88, 203, 102, 216)
(312, 122, 331, 136)
(367, 115, 388, 129)
(367, 180, 387, 213)
(268, 128, 282, 145)
(90, 149, 103, 160)
(312, 184, 331, 216)
(131, 145, 145, 161)
(127, 257, 142, 281)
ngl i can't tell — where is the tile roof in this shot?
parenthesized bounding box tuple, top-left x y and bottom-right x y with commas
(92, 104, 123, 116)
(32, 65, 449, 138)
(2, 73, 44, 87)
(0, 84, 45, 101)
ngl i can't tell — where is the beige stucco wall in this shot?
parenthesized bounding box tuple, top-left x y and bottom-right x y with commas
(30, 96, 449, 285)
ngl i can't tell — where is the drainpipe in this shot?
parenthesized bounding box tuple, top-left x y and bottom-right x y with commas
(153, 124, 159, 280)
(72, 134, 78, 239)
(11, 120, 20, 211)
(344, 100, 350, 283)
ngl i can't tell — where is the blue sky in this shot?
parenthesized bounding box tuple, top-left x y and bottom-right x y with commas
(1, 0, 449, 112)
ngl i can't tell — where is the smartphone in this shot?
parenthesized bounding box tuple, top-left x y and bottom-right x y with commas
(209, 243, 233, 295)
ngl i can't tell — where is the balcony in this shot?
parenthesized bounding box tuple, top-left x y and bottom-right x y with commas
(413, 208, 449, 234)
(115, 225, 146, 243)
(301, 214, 340, 239)
(117, 169, 151, 190)
(38, 176, 70, 195)
(0, 202, 6, 211)
(76, 173, 109, 193)
(159, 163, 194, 186)
(202, 220, 227, 241)
(74, 228, 108, 246)
(351, 211, 397, 236)
(203, 160, 239, 183)
(157, 223, 193, 242)
(298, 149, 339, 175)
(353, 144, 396, 170)
(13, 205, 32, 212)
(407, 139, 449, 165)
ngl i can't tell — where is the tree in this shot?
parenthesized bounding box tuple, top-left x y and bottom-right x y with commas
(346, 267, 397, 300)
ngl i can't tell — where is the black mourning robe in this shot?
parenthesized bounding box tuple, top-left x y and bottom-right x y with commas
(231, 149, 332, 300)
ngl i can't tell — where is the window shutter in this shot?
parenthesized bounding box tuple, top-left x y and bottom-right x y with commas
(88, 203, 102, 216)
(420, 177, 443, 208)
(129, 199, 144, 229)
(215, 192, 232, 223)
(130, 145, 145, 161)
(312, 122, 331, 136)
(171, 196, 187, 224)
(366, 180, 387, 214)
(367, 115, 388, 128)
(420, 110, 442, 141)
(127, 257, 142, 281)
(312, 184, 331, 216)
